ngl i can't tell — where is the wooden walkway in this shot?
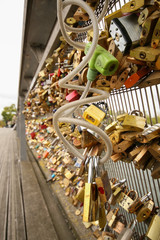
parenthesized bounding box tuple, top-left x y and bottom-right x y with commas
(0, 128, 76, 240)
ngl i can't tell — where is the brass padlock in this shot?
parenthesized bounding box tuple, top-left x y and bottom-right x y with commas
(117, 219, 138, 240)
(83, 157, 94, 222)
(136, 199, 154, 222)
(116, 190, 138, 212)
(108, 208, 119, 228)
(128, 192, 151, 213)
(110, 179, 126, 205)
(138, 6, 157, 25)
(130, 46, 160, 62)
(148, 140, 160, 161)
(113, 215, 127, 234)
(121, 0, 152, 13)
(94, 156, 107, 204)
(136, 123, 160, 143)
(83, 157, 99, 222)
(99, 202, 107, 229)
(133, 145, 152, 170)
(140, 12, 160, 46)
(151, 161, 160, 179)
(146, 209, 160, 240)
(151, 17, 160, 48)
(122, 114, 146, 130)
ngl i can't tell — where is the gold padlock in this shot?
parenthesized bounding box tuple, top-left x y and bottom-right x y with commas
(130, 46, 160, 62)
(138, 6, 157, 25)
(116, 190, 138, 212)
(146, 210, 160, 240)
(151, 17, 160, 48)
(122, 114, 146, 130)
(136, 199, 154, 222)
(121, 0, 153, 13)
(108, 208, 119, 228)
(140, 12, 160, 46)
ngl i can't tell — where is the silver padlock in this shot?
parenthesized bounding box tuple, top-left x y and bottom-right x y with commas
(117, 219, 137, 240)
(109, 14, 141, 54)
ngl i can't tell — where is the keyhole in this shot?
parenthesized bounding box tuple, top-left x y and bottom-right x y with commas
(139, 51, 146, 59)
(130, 1, 135, 9)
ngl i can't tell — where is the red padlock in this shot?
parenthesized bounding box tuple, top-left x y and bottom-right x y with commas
(30, 132, 36, 139)
(57, 68, 61, 78)
(66, 90, 80, 102)
(40, 124, 47, 130)
(124, 67, 151, 88)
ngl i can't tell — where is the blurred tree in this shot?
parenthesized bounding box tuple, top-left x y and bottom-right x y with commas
(0, 120, 5, 128)
(1, 104, 16, 126)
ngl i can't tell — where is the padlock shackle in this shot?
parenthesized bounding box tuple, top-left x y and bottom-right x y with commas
(141, 192, 151, 202)
(88, 158, 94, 183)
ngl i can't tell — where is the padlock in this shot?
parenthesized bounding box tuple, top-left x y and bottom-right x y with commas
(113, 140, 134, 153)
(117, 219, 137, 240)
(73, 7, 89, 21)
(138, 6, 157, 25)
(104, 9, 123, 28)
(136, 199, 154, 222)
(151, 161, 160, 179)
(121, 131, 139, 142)
(130, 46, 160, 62)
(83, 157, 94, 222)
(148, 140, 160, 161)
(81, 129, 99, 148)
(121, 0, 153, 13)
(109, 14, 141, 54)
(111, 179, 126, 192)
(108, 208, 119, 228)
(133, 145, 152, 170)
(83, 157, 99, 222)
(124, 67, 151, 88)
(116, 190, 138, 212)
(122, 114, 146, 130)
(102, 229, 115, 240)
(115, 68, 131, 89)
(83, 104, 106, 126)
(136, 123, 160, 143)
(151, 18, 160, 48)
(100, 167, 112, 201)
(94, 156, 107, 204)
(105, 121, 118, 134)
(113, 215, 127, 234)
(146, 209, 160, 240)
(66, 17, 76, 25)
(65, 90, 80, 102)
(99, 202, 107, 229)
(110, 179, 126, 205)
(128, 192, 151, 213)
(108, 40, 116, 56)
(140, 12, 160, 46)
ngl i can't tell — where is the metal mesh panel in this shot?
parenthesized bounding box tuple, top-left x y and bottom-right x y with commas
(105, 84, 160, 235)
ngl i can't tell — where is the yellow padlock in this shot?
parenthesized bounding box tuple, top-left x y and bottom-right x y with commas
(83, 104, 105, 126)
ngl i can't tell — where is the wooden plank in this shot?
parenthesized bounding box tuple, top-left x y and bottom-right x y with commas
(21, 159, 59, 240)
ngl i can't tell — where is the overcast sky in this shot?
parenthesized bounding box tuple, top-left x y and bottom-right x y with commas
(0, 1, 24, 119)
